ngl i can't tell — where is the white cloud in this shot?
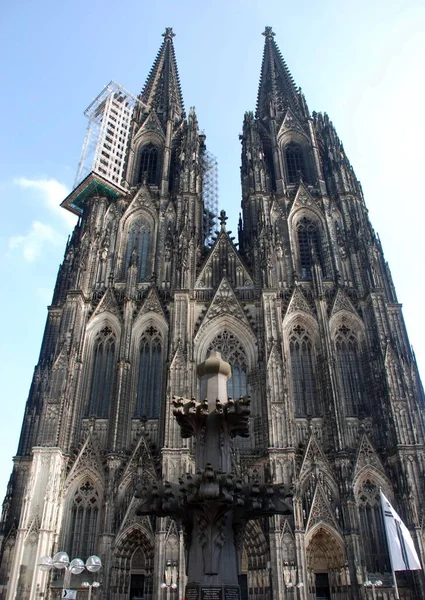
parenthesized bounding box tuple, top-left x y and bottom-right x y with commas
(9, 221, 64, 262)
(15, 177, 76, 227)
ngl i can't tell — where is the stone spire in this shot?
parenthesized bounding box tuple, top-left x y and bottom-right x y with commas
(139, 27, 184, 123)
(256, 26, 300, 119)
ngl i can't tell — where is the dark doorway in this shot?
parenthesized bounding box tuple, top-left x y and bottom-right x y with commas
(315, 573, 330, 599)
(238, 574, 248, 600)
(130, 573, 145, 600)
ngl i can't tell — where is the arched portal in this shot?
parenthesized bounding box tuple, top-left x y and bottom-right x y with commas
(306, 525, 347, 599)
(241, 521, 271, 600)
(112, 525, 154, 600)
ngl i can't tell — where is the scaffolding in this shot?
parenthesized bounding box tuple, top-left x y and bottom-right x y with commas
(74, 81, 142, 190)
(202, 149, 219, 245)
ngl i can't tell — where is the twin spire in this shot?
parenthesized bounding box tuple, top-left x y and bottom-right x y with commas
(139, 27, 185, 123)
(141, 27, 300, 122)
(257, 26, 300, 118)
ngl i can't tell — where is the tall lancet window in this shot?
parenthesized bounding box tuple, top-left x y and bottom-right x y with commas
(208, 330, 248, 398)
(357, 479, 390, 573)
(335, 324, 364, 415)
(135, 326, 163, 419)
(137, 144, 159, 185)
(68, 481, 100, 557)
(289, 324, 318, 417)
(125, 219, 152, 281)
(297, 217, 326, 279)
(87, 326, 116, 418)
(285, 143, 305, 184)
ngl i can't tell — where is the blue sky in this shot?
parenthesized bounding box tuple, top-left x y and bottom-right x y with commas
(1, 0, 424, 499)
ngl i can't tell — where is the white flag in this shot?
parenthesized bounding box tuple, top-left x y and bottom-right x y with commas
(380, 490, 422, 571)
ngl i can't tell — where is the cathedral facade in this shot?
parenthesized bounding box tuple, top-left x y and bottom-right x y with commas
(1, 27, 424, 600)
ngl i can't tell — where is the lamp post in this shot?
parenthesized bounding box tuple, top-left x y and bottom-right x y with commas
(160, 560, 178, 593)
(38, 552, 102, 596)
(82, 580, 101, 600)
(363, 579, 383, 600)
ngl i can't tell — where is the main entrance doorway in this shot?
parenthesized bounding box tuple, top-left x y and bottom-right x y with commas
(315, 573, 330, 599)
(306, 524, 347, 599)
(130, 573, 145, 600)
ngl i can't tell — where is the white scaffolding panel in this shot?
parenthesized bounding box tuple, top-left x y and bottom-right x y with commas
(74, 81, 142, 190)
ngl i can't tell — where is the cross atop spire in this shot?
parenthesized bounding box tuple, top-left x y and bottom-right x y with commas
(162, 27, 175, 40)
(262, 26, 275, 40)
(139, 28, 184, 123)
(256, 27, 300, 119)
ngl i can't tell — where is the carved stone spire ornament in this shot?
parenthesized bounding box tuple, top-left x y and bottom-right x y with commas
(135, 352, 292, 598)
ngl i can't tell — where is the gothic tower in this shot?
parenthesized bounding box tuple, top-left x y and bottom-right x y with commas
(1, 27, 424, 600)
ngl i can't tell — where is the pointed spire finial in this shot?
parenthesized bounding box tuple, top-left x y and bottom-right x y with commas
(162, 27, 175, 41)
(262, 26, 275, 40)
(219, 210, 228, 232)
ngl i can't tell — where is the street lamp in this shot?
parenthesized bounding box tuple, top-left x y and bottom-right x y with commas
(364, 578, 383, 600)
(160, 559, 178, 591)
(38, 552, 102, 595)
(82, 580, 101, 599)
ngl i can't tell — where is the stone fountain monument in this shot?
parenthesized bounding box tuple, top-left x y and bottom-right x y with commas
(135, 351, 292, 600)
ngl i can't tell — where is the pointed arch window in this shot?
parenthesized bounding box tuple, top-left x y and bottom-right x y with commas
(285, 143, 305, 184)
(135, 327, 163, 419)
(125, 219, 152, 281)
(357, 479, 390, 573)
(137, 144, 160, 185)
(335, 324, 364, 416)
(297, 217, 326, 279)
(289, 324, 318, 417)
(68, 481, 100, 557)
(87, 326, 116, 418)
(208, 330, 248, 398)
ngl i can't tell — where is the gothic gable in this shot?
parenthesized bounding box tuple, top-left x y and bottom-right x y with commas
(118, 433, 158, 499)
(64, 428, 105, 491)
(91, 287, 122, 322)
(284, 286, 314, 319)
(298, 432, 334, 486)
(277, 108, 307, 140)
(199, 277, 251, 328)
(195, 232, 253, 290)
(122, 186, 157, 221)
(288, 182, 321, 219)
(353, 432, 386, 484)
(135, 108, 165, 141)
(306, 483, 340, 532)
(136, 286, 167, 320)
(330, 288, 359, 318)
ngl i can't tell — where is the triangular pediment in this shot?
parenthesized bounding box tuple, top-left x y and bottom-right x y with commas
(289, 182, 319, 215)
(299, 432, 334, 484)
(285, 286, 314, 318)
(91, 287, 122, 321)
(195, 232, 253, 290)
(136, 108, 165, 139)
(118, 433, 158, 499)
(353, 432, 386, 481)
(331, 288, 358, 318)
(136, 287, 166, 319)
(65, 428, 104, 491)
(117, 501, 154, 538)
(278, 109, 306, 138)
(124, 186, 157, 218)
(199, 277, 251, 328)
(306, 483, 339, 532)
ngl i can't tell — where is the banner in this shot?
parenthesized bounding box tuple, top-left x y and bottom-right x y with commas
(380, 490, 422, 571)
